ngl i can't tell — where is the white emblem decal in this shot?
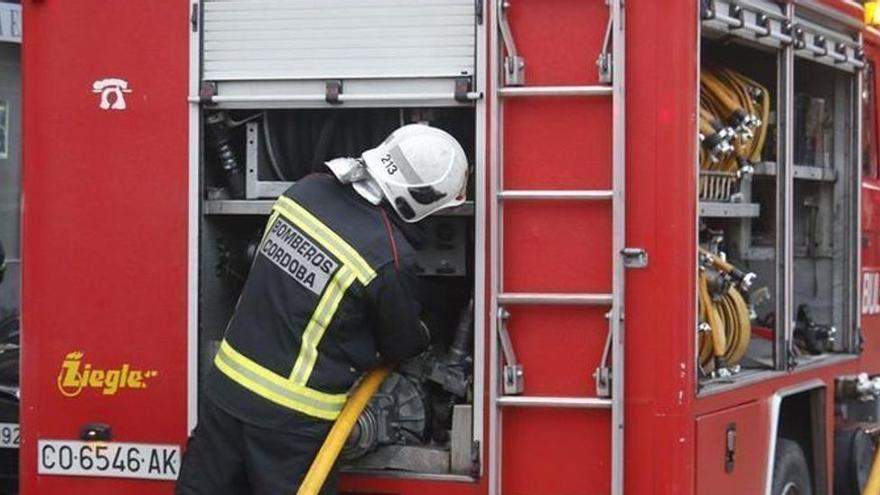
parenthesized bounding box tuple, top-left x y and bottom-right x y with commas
(92, 78, 131, 111)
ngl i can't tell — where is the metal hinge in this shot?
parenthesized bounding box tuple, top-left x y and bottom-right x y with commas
(498, 308, 524, 395)
(622, 247, 648, 268)
(475, 0, 484, 25)
(191, 3, 200, 32)
(470, 440, 481, 477)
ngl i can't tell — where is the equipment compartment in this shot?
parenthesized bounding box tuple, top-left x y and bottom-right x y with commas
(193, 0, 486, 478)
(697, 9, 862, 388)
(790, 58, 859, 358)
(197, 106, 481, 477)
(698, 37, 780, 379)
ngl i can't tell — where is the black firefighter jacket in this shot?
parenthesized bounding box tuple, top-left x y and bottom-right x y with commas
(205, 173, 429, 429)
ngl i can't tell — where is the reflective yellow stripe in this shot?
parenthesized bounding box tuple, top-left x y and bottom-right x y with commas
(290, 268, 357, 385)
(273, 196, 376, 285)
(214, 340, 347, 421)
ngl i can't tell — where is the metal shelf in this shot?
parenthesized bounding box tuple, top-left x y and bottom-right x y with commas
(203, 200, 475, 217)
(752, 162, 838, 182)
(698, 202, 761, 218)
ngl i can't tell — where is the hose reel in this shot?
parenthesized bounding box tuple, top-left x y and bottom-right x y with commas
(698, 248, 754, 374)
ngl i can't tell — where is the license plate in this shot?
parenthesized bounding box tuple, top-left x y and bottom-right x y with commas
(37, 440, 180, 480)
(0, 423, 18, 449)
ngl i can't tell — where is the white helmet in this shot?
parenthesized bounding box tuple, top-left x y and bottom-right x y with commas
(359, 124, 469, 223)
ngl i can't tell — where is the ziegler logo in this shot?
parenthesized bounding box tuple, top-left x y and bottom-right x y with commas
(57, 352, 159, 398)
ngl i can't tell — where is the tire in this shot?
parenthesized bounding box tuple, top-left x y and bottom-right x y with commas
(771, 438, 813, 495)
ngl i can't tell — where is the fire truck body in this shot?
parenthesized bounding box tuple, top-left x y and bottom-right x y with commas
(18, 0, 880, 494)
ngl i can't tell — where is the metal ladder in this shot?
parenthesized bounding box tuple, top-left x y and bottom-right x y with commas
(489, 1, 631, 493)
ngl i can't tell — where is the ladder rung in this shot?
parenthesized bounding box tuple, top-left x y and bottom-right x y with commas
(498, 190, 613, 201)
(499, 85, 612, 98)
(498, 293, 613, 306)
(497, 395, 612, 409)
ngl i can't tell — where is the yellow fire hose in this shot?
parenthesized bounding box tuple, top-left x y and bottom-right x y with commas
(296, 366, 393, 495)
(865, 441, 880, 495)
(698, 250, 752, 371)
(699, 67, 771, 173)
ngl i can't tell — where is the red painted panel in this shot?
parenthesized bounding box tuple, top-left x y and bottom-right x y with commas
(695, 400, 770, 495)
(503, 0, 607, 87)
(506, 306, 607, 397)
(503, 98, 612, 191)
(624, 1, 699, 493)
(21, 2, 189, 494)
(502, 408, 611, 495)
(503, 202, 612, 294)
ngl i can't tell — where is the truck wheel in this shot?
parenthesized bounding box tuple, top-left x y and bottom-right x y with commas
(772, 438, 812, 495)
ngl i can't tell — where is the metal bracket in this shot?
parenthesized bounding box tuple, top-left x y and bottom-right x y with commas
(498, 308, 524, 395)
(792, 25, 806, 50)
(594, 328, 613, 398)
(700, 0, 715, 20)
(470, 440, 481, 477)
(455, 77, 473, 104)
(325, 80, 344, 105)
(621, 247, 648, 268)
(199, 82, 217, 104)
(728, 4, 745, 29)
(755, 13, 770, 39)
(498, 0, 525, 86)
(594, 367, 611, 398)
(191, 3, 200, 32)
(597, 14, 614, 84)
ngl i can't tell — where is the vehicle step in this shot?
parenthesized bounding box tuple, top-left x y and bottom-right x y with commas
(498, 293, 613, 306)
(498, 190, 613, 201)
(497, 396, 612, 409)
(498, 85, 612, 97)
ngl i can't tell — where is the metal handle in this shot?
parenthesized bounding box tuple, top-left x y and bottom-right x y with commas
(497, 0, 525, 86)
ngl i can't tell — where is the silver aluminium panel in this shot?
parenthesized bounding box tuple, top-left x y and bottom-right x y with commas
(203, 0, 476, 82)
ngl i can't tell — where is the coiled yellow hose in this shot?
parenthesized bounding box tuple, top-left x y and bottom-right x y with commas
(699, 67, 771, 172)
(698, 254, 752, 371)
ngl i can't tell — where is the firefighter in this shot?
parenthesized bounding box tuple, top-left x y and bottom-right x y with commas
(176, 124, 469, 495)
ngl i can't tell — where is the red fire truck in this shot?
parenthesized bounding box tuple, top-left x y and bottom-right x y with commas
(19, 0, 880, 493)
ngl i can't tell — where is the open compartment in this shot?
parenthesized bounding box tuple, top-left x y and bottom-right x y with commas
(697, 5, 863, 389)
(698, 34, 781, 382)
(789, 57, 860, 360)
(197, 104, 483, 478)
(192, 0, 487, 477)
